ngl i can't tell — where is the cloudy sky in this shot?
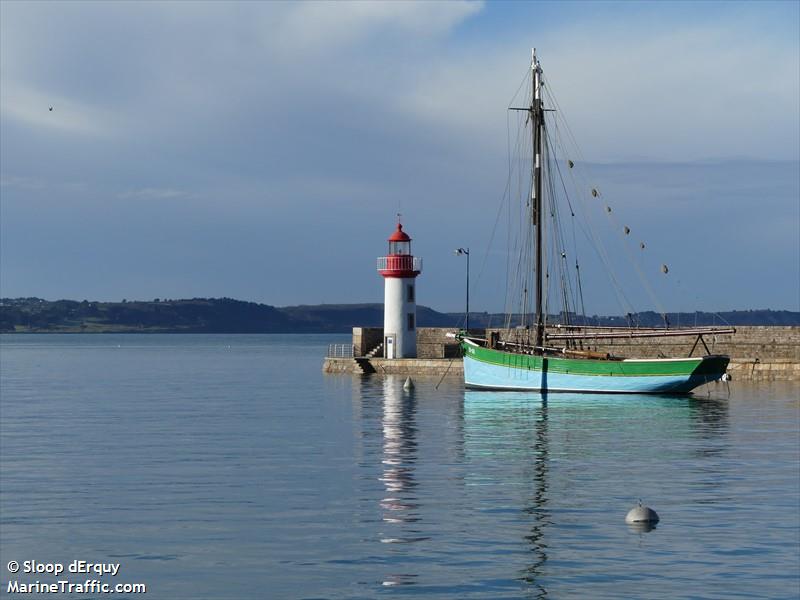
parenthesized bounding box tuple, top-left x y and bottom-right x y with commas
(1, 0, 798, 314)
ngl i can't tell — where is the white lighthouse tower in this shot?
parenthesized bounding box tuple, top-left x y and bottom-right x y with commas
(378, 221, 422, 358)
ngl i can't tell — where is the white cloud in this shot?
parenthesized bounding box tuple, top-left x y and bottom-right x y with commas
(0, 174, 47, 190)
(117, 187, 191, 201)
(395, 21, 800, 161)
(269, 1, 483, 54)
(1, 81, 117, 137)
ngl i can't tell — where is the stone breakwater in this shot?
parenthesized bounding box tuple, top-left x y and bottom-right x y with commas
(324, 326, 800, 381)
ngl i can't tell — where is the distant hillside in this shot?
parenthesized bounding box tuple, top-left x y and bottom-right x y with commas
(0, 297, 294, 333)
(1, 297, 798, 333)
(0, 298, 458, 333)
(462, 309, 800, 328)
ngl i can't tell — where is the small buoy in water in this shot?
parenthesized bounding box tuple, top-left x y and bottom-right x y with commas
(640, 241, 646, 250)
(568, 159, 574, 168)
(661, 264, 669, 274)
(591, 188, 599, 197)
(403, 377, 414, 391)
(624, 225, 630, 235)
(626, 499, 659, 527)
(606, 206, 612, 213)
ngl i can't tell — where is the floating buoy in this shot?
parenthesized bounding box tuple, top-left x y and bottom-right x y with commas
(624, 226, 630, 235)
(626, 500, 659, 528)
(640, 242, 646, 250)
(661, 264, 669, 274)
(606, 206, 612, 213)
(591, 188, 599, 197)
(403, 377, 414, 391)
(568, 160, 574, 168)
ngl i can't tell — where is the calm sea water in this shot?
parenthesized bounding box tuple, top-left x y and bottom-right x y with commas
(1, 334, 798, 599)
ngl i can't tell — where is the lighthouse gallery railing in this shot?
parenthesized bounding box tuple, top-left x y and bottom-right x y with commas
(376, 256, 423, 272)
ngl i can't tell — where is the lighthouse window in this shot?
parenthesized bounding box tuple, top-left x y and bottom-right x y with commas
(407, 313, 415, 331)
(390, 241, 410, 255)
(406, 284, 415, 302)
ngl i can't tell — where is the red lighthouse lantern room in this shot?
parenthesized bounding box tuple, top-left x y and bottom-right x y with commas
(378, 223, 421, 278)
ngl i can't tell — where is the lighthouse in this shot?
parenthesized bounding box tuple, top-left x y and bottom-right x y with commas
(378, 221, 422, 358)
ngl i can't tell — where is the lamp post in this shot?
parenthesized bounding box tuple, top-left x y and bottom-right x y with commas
(455, 247, 469, 331)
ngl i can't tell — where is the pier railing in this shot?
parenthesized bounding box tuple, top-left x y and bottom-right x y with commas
(327, 343, 355, 358)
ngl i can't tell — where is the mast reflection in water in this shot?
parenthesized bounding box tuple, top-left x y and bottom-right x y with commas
(463, 391, 550, 597)
(461, 390, 732, 598)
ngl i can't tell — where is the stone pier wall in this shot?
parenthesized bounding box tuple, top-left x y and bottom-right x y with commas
(326, 326, 800, 381)
(353, 327, 384, 357)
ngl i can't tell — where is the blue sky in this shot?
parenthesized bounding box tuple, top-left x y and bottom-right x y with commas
(1, 1, 798, 314)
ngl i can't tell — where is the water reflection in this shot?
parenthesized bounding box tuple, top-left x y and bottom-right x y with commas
(687, 397, 730, 457)
(463, 391, 550, 597)
(462, 390, 731, 597)
(379, 375, 422, 535)
(350, 375, 426, 587)
(379, 376, 428, 588)
(522, 398, 549, 598)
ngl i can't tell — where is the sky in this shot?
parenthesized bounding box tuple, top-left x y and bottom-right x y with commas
(1, 0, 798, 315)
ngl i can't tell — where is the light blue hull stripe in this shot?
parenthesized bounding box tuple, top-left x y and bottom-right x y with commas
(464, 354, 714, 394)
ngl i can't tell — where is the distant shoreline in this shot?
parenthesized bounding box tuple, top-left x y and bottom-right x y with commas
(2, 297, 798, 334)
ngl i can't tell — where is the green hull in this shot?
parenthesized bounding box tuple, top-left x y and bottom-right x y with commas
(462, 341, 730, 393)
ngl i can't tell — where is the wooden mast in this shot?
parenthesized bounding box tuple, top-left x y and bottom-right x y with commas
(532, 50, 545, 349)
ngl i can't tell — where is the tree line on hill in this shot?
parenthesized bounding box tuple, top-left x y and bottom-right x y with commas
(1, 297, 798, 333)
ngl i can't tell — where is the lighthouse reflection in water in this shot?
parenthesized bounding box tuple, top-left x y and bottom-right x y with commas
(379, 376, 425, 539)
(376, 376, 426, 588)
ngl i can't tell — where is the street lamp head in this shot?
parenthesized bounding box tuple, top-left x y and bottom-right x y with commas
(455, 247, 469, 256)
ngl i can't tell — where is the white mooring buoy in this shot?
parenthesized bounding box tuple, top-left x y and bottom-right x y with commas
(626, 499, 659, 531)
(403, 377, 414, 391)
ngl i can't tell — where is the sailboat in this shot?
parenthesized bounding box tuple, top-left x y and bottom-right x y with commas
(457, 51, 734, 394)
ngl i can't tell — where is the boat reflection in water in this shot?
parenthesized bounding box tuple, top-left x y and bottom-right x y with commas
(462, 390, 729, 597)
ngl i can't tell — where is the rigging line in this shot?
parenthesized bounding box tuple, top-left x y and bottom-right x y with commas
(551, 183, 576, 325)
(544, 126, 580, 319)
(510, 109, 535, 328)
(542, 133, 572, 322)
(499, 103, 515, 330)
(550, 128, 637, 316)
(509, 109, 530, 319)
(544, 103, 638, 317)
(601, 203, 668, 318)
(508, 67, 533, 111)
(474, 119, 515, 317)
(671, 276, 734, 327)
(544, 77, 669, 322)
(547, 87, 667, 318)
(502, 63, 540, 330)
(506, 136, 524, 327)
(548, 113, 589, 324)
(504, 118, 520, 327)
(548, 138, 586, 324)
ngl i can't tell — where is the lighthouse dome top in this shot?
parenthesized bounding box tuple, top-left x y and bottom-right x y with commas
(388, 223, 411, 242)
